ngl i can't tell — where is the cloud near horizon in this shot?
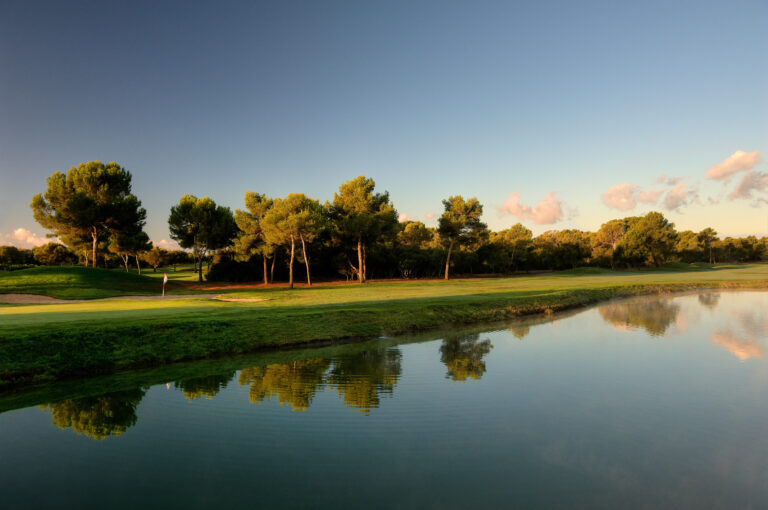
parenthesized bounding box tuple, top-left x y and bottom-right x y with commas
(706, 150, 761, 181)
(1, 228, 51, 248)
(155, 239, 180, 250)
(499, 192, 570, 225)
(727, 171, 768, 201)
(663, 182, 697, 211)
(602, 183, 663, 211)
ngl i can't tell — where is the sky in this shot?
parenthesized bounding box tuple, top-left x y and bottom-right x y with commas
(1, 0, 767, 249)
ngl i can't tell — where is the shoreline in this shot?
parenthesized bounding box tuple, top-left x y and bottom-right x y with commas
(2, 278, 767, 391)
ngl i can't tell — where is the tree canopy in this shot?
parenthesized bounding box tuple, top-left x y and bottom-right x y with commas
(30, 161, 147, 267)
(168, 194, 238, 282)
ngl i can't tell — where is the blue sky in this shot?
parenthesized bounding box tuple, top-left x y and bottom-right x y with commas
(1, 0, 767, 248)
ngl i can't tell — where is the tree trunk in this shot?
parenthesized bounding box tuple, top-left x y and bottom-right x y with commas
(123, 255, 129, 272)
(135, 255, 142, 275)
(357, 238, 364, 283)
(91, 228, 98, 268)
(270, 252, 276, 283)
(263, 255, 268, 285)
(300, 234, 311, 286)
(197, 255, 203, 282)
(444, 239, 455, 280)
(289, 235, 295, 289)
(362, 243, 367, 282)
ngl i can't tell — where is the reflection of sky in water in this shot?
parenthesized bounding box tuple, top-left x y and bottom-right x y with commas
(2, 291, 768, 509)
(595, 291, 768, 362)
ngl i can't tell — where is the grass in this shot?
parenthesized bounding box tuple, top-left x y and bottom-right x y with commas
(0, 265, 204, 299)
(1, 263, 767, 389)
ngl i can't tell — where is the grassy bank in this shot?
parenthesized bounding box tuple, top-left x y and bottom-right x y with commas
(1, 264, 768, 388)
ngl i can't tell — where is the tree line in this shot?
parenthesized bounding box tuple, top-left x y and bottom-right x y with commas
(5, 161, 766, 279)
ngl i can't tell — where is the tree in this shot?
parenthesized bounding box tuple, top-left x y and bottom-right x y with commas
(166, 250, 192, 272)
(620, 212, 678, 267)
(32, 243, 76, 266)
(234, 192, 274, 285)
(142, 246, 168, 272)
(328, 176, 398, 283)
(487, 223, 532, 273)
(31, 161, 146, 267)
(168, 195, 238, 282)
(262, 193, 323, 288)
(0, 246, 25, 267)
(109, 229, 152, 273)
(438, 196, 487, 279)
(397, 221, 434, 248)
(697, 228, 718, 264)
(592, 218, 632, 268)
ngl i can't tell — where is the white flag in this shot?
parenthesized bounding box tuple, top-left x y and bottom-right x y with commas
(163, 273, 168, 284)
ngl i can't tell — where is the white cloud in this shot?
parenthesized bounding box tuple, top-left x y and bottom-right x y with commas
(499, 192, 569, 225)
(1, 228, 50, 248)
(424, 212, 435, 220)
(706, 150, 761, 181)
(663, 182, 696, 211)
(727, 170, 768, 201)
(602, 183, 662, 211)
(637, 189, 664, 203)
(155, 239, 180, 250)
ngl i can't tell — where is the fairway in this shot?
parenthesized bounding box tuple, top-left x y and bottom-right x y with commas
(2, 264, 768, 388)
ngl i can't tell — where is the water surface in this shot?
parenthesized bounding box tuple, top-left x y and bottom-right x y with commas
(2, 291, 767, 509)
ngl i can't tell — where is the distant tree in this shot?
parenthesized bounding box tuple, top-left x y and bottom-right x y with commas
(697, 228, 718, 264)
(438, 196, 487, 279)
(675, 230, 702, 263)
(487, 223, 532, 273)
(32, 242, 77, 266)
(234, 192, 274, 284)
(262, 193, 323, 288)
(109, 229, 152, 273)
(592, 218, 633, 268)
(168, 195, 238, 282)
(166, 250, 192, 272)
(620, 211, 678, 267)
(0, 246, 23, 267)
(397, 221, 434, 248)
(30, 161, 146, 267)
(141, 246, 168, 272)
(328, 176, 398, 283)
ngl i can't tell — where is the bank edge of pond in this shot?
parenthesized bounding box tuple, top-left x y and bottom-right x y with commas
(2, 280, 767, 391)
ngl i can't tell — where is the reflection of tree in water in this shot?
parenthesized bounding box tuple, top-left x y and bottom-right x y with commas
(43, 389, 146, 440)
(440, 334, 493, 381)
(326, 348, 402, 414)
(698, 293, 721, 309)
(238, 359, 330, 411)
(598, 299, 680, 336)
(508, 325, 530, 340)
(175, 371, 236, 400)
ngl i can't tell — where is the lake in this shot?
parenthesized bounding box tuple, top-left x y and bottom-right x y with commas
(1, 291, 767, 509)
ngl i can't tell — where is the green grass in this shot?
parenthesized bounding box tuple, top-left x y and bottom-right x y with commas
(0, 266, 206, 299)
(2, 263, 768, 389)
